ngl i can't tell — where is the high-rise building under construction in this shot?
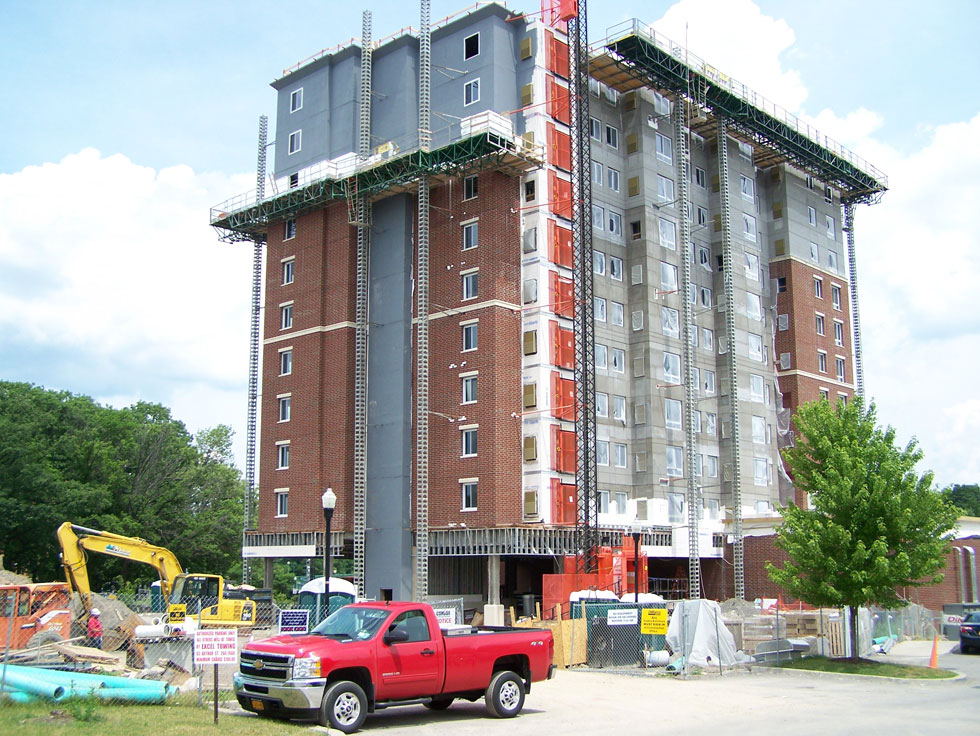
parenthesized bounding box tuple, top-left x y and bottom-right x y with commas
(211, 1, 886, 606)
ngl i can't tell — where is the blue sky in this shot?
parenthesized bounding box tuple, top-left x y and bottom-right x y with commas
(1, 0, 978, 487)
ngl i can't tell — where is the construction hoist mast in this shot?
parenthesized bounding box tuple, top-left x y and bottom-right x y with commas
(243, 114, 268, 585)
(567, 2, 599, 574)
(414, 0, 432, 599)
(843, 203, 863, 397)
(352, 10, 373, 598)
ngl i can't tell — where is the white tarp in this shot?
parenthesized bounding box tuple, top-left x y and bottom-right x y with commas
(666, 599, 740, 668)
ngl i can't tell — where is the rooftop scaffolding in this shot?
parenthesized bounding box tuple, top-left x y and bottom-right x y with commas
(210, 112, 543, 243)
(590, 20, 887, 205)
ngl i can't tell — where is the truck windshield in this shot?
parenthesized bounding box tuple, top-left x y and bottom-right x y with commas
(312, 607, 391, 641)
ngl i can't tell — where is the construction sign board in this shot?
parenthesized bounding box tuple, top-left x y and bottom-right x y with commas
(607, 608, 638, 626)
(194, 629, 238, 665)
(641, 608, 668, 635)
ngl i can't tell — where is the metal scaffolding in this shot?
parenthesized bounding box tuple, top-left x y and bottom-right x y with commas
(843, 203, 863, 396)
(568, 5, 599, 575)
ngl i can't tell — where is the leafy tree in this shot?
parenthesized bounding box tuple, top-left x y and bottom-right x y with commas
(766, 397, 959, 659)
(943, 484, 980, 517)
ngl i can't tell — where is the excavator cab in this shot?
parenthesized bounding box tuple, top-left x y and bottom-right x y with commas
(171, 574, 221, 613)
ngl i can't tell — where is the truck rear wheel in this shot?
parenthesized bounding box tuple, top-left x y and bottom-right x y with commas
(320, 680, 367, 734)
(484, 670, 525, 718)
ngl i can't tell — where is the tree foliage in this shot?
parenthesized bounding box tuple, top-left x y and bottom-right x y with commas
(766, 397, 959, 656)
(943, 483, 980, 517)
(0, 381, 246, 589)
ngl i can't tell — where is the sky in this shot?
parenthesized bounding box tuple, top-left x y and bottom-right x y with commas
(1, 0, 978, 488)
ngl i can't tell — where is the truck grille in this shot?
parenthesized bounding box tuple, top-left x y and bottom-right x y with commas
(240, 650, 292, 680)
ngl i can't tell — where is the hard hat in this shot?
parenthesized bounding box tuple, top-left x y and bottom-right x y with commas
(91, 608, 101, 616)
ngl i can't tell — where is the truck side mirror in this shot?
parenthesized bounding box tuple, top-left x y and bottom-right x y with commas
(383, 627, 410, 645)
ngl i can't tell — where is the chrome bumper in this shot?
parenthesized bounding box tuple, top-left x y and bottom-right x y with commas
(233, 672, 326, 711)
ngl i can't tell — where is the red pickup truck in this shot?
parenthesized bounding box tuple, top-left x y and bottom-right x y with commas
(234, 601, 555, 732)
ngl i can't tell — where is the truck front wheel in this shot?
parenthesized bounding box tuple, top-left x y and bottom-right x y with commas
(484, 670, 525, 718)
(320, 680, 367, 733)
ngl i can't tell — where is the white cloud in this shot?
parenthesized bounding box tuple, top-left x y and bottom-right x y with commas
(0, 149, 256, 460)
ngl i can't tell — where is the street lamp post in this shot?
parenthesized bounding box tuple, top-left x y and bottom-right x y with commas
(322, 488, 337, 622)
(630, 520, 643, 603)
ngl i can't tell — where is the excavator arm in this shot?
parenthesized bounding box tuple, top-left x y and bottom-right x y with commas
(56, 522, 185, 611)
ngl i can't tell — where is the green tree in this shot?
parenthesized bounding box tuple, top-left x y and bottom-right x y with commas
(766, 397, 959, 659)
(943, 483, 980, 517)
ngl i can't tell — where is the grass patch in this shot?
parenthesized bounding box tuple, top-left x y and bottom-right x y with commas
(0, 700, 310, 734)
(777, 656, 956, 679)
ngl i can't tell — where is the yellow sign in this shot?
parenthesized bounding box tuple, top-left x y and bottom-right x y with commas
(169, 604, 187, 623)
(641, 608, 668, 635)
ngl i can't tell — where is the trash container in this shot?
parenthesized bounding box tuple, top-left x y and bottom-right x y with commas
(521, 594, 536, 619)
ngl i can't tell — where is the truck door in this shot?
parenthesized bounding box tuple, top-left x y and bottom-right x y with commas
(374, 609, 443, 700)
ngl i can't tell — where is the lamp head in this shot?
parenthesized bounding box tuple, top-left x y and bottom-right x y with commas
(322, 487, 337, 510)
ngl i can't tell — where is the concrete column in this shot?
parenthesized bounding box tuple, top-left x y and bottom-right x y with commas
(488, 554, 500, 606)
(263, 557, 276, 589)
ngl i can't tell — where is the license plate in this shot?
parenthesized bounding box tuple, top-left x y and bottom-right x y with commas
(251, 700, 265, 711)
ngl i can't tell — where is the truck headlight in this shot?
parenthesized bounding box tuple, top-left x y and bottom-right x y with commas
(292, 656, 321, 679)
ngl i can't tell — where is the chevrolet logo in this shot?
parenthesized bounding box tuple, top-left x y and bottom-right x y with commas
(253, 660, 264, 670)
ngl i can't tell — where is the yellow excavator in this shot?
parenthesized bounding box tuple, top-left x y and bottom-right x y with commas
(57, 522, 257, 627)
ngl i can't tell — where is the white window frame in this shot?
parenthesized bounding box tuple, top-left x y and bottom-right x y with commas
(611, 347, 625, 373)
(284, 219, 297, 240)
(279, 347, 293, 376)
(612, 395, 626, 423)
(461, 320, 478, 351)
(593, 250, 606, 275)
(595, 344, 608, 369)
(832, 284, 842, 310)
(665, 398, 682, 430)
(608, 210, 623, 238)
(597, 440, 610, 466)
(660, 261, 678, 291)
(594, 296, 607, 322)
(275, 488, 289, 517)
(657, 175, 674, 204)
(659, 219, 676, 250)
(664, 352, 681, 384)
(290, 88, 303, 113)
(462, 220, 479, 250)
(662, 306, 679, 338)
(461, 480, 478, 511)
(808, 206, 817, 227)
(595, 392, 609, 418)
(461, 373, 478, 404)
(605, 124, 619, 149)
(609, 256, 623, 281)
(280, 302, 294, 330)
(463, 77, 480, 106)
(461, 269, 479, 300)
(590, 117, 601, 141)
(282, 257, 295, 285)
(666, 447, 683, 478)
(276, 441, 290, 470)
(591, 160, 603, 185)
(288, 130, 302, 155)
(461, 426, 478, 457)
(607, 167, 620, 192)
(610, 301, 624, 327)
(695, 167, 706, 188)
(740, 175, 755, 201)
(834, 320, 844, 347)
(614, 443, 627, 468)
(278, 394, 291, 423)
(655, 132, 673, 163)
(463, 174, 478, 200)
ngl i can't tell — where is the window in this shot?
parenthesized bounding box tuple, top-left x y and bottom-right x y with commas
(593, 250, 605, 275)
(660, 261, 678, 291)
(462, 321, 478, 351)
(614, 491, 628, 514)
(748, 333, 763, 361)
(656, 133, 673, 163)
(594, 296, 606, 322)
(752, 415, 765, 444)
(836, 357, 846, 382)
(276, 489, 288, 517)
(278, 395, 291, 422)
(608, 211, 623, 237)
(282, 257, 295, 285)
(666, 447, 683, 478)
(605, 85, 619, 105)
(611, 348, 625, 373)
(662, 306, 679, 338)
(462, 375, 477, 404)
(834, 320, 844, 347)
(738, 141, 753, 160)
(462, 221, 478, 250)
(705, 413, 717, 436)
(464, 32, 479, 59)
(595, 392, 608, 418)
(750, 374, 764, 402)
(522, 278, 538, 304)
(754, 457, 768, 486)
(277, 442, 290, 469)
(592, 204, 604, 230)
(692, 411, 702, 433)
(744, 251, 759, 280)
(595, 344, 607, 369)
(591, 160, 603, 185)
(461, 427, 478, 457)
(828, 250, 839, 273)
(665, 398, 682, 430)
(631, 264, 643, 285)
(614, 443, 627, 468)
(279, 349, 292, 376)
(657, 175, 674, 204)
(808, 206, 817, 227)
(742, 213, 757, 242)
(461, 481, 477, 511)
(653, 91, 671, 116)
(612, 395, 626, 423)
(609, 256, 623, 281)
(523, 329, 537, 355)
(700, 287, 712, 309)
(832, 285, 842, 310)
(814, 277, 823, 298)
(280, 303, 293, 330)
(826, 215, 836, 239)
(607, 168, 620, 192)
(597, 440, 610, 466)
(589, 77, 600, 97)
(659, 219, 676, 250)
(463, 78, 480, 106)
(524, 179, 536, 202)
(462, 270, 478, 300)
(284, 219, 296, 240)
(776, 277, 787, 293)
(630, 220, 642, 240)
(746, 292, 762, 321)
(590, 117, 601, 140)
(605, 124, 619, 148)
(664, 352, 681, 384)
(703, 370, 716, 394)
(696, 206, 707, 226)
(818, 351, 827, 373)
(290, 88, 303, 112)
(809, 242, 819, 262)
(463, 174, 478, 200)
(289, 172, 299, 189)
(820, 388, 830, 401)
(815, 313, 825, 335)
(740, 175, 755, 201)
(288, 130, 301, 154)
(695, 167, 706, 188)
(610, 301, 624, 327)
